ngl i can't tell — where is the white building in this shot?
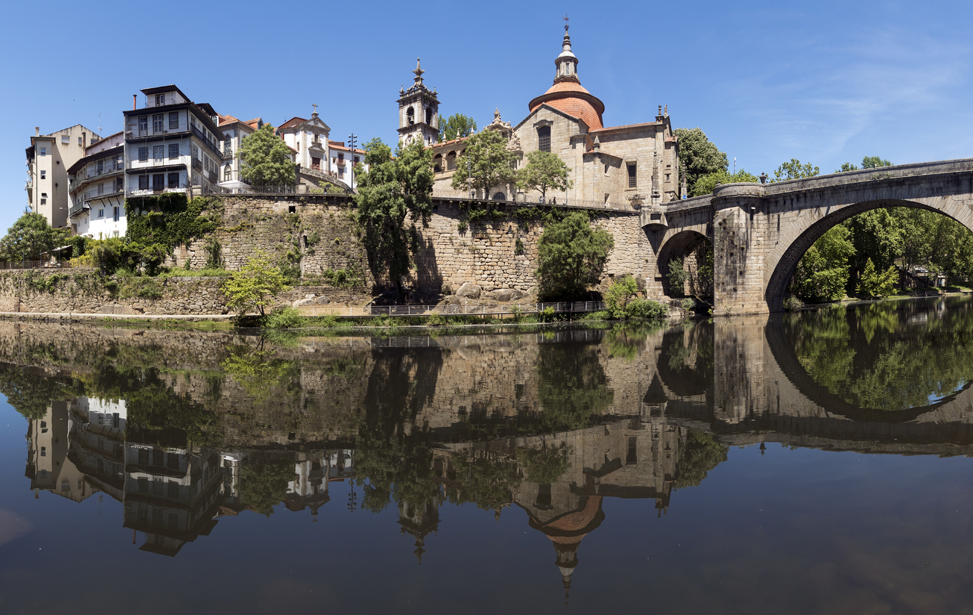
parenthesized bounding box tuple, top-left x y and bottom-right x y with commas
(327, 140, 367, 189)
(25, 125, 100, 228)
(277, 109, 331, 174)
(123, 85, 224, 199)
(67, 132, 126, 238)
(217, 114, 262, 193)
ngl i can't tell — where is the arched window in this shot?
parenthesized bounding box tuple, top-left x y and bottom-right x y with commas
(407, 107, 415, 125)
(224, 164, 232, 181)
(425, 108, 433, 125)
(537, 126, 551, 152)
(492, 192, 505, 201)
(433, 154, 443, 173)
(446, 151, 457, 171)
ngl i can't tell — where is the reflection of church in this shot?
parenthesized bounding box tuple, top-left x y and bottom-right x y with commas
(398, 24, 681, 206)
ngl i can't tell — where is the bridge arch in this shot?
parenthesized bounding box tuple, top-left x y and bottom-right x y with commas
(764, 196, 973, 312)
(658, 230, 712, 299)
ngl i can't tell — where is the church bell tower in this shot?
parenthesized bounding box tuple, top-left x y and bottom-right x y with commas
(397, 58, 440, 147)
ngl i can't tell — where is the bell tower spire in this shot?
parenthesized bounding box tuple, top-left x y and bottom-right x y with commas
(397, 58, 440, 147)
(554, 15, 579, 83)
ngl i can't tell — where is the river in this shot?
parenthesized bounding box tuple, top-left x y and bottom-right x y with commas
(1, 297, 972, 614)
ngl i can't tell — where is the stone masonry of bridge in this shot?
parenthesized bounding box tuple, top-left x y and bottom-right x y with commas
(645, 158, 973, 314)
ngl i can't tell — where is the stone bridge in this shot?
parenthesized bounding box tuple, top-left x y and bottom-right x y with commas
(641, 158, 973, 314)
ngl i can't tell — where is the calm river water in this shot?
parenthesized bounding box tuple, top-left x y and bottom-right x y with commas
(2, 298, 973, 614)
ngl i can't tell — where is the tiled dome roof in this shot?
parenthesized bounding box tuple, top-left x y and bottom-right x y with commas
(529, 81, 606, 130)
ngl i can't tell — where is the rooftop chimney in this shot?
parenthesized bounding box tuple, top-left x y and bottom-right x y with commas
(133, 95, 137, 110)
(35, 127, 39, 137)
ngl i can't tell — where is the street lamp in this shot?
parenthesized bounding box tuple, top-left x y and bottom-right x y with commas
(347, 133, 358, 190)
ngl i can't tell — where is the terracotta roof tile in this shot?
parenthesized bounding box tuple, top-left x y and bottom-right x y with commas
(532, 98, 603, 130)
(590, 121, 662, 133)
(278, 116, 306, 130)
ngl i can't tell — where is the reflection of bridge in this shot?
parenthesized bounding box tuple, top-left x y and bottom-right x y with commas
(644, 159, 973, 314)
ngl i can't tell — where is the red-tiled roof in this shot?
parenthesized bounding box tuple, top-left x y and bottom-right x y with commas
(529, 81, 605, 129)
(278, 117, 307, 130)
(590, 121, 661, 133)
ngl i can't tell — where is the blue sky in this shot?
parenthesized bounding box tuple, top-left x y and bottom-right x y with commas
(2, 0, 972, 233)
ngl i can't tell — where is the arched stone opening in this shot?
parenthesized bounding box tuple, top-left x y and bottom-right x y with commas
(655, 323, 714, 399)
(764, 199, 973, 312)
(446, 151, 457, 171)
(432, 154, 443, 173)
(658, 230, 713, 299)
(407, 107, 415, 125)
(492, 192, 505, 201)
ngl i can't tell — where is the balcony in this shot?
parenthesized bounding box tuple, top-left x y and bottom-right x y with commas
(68, 202, 88, 217)
(190, 125, 223, 159)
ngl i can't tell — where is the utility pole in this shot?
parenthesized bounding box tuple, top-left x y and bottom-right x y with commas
(347, 133, 358, 190)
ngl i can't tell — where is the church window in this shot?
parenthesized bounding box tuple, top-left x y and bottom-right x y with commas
(627, 163, 637, 188)
(407, 107, 415, 125)
(224, 165, 232, 181)
(425, 108, 433, 124)
(537, 126, 551, 152)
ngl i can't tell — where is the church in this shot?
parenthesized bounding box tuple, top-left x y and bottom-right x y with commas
(397, 24, 681, 207)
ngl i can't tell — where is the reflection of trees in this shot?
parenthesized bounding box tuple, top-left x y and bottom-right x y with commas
(536, 342, 613, 431)
(221, 346, 302, 404)
(790, 300, 973, 410)
(444, 451, 521, 511)
(239, 456, 296, 516)
(0, 364, 80, 420)
(516, 443, 569, 484)
(673, 431, 727, 489)
(606, 322, 663, 362)
(354, 348, 443, 513)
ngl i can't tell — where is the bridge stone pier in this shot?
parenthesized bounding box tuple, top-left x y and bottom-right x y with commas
(642, 159, 973, 314)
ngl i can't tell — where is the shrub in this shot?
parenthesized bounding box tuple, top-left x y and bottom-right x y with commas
(265, 306, 305, 329)
(223, 250, 291, 317)
(681, 298, 696, 311)
(625, 298, 668, 320)
(605, 275, 639, 319)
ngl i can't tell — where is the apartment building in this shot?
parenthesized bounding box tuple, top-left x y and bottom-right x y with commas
(67, 132, 125, 238)
(123, 85, 224, 198)
(25, 125, 101, 228)
(216, 114, 261, 192)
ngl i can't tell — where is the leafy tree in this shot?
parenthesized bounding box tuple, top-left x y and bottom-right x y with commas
(438, 112, 477, 142)
(845, 208, 903, 282)
(836, 156, 892, 173)
(772, 159, 819, 181)
(535, 212, 614, 299)
(857, 258, 897, 298)
(604, 275, 639, 319)
(517, 150, 572, 200)
(223, 250, 291, 317)
(0, 213, 67, 262)
(691, 169, 759, 197)
(673, 430, 728, 489)
(238, 124, 295, 187)
(793, 225, 855, 302)
(537, 342, 613, 431)
(450, 129, 518, 198)
(674, 128, 728, 194)
(354, 139, 434, 298)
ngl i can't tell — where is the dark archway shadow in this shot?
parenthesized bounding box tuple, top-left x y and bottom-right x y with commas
(657, 231, 711, 298)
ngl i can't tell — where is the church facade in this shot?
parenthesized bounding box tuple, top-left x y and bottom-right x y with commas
(398, 26, 681, 207)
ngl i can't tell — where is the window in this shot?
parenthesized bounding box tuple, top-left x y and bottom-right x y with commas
(168, 173, 179, 188)
(40, 170, 46, 179)
(153, 145, 164, 161)
(39, 147, 46, 156)
(152, 480, 163, 497)
(96, 160, 103, 175)
(98, 209, 104, 218)
(627, 163, 637, 188)
(168, 514, 179, 530)
(138, 116, 148, 134)
(155, 93, 165, 106)
(116, 177, 124, 192)
(40, 446, 46, 457)
(152, 175, 164, 191)
(138, 147, 148, 162)
(168, 143, 179, 159)
(139, 176, 149, 190)
(97, 183, 103, 196)
(169, 112, 179, 130)
(113, 206, 119, 222)
(407, 107, 415, 125)
(426, 108, 433, 124)
(78, 136, 82, 146)
(354, 156, 359, 163)
(40, 198, 46, 205)
(153, 114, 164, 132)
(138, 477, 148, 493)
(224, 165, 232, 181)
(62, 135, 70, 144)
(192, 145, 199, 160)
(167, 482, 179, 499)
(537, 126, 551, 152)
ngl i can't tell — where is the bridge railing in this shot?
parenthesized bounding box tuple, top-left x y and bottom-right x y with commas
(296, 301, 606, 318)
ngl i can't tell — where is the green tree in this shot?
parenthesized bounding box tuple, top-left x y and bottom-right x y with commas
(674, 128, 728, 195)
(772, 159, 820, 181)
(793, 225, 855, 302)
(223, 250, 291, 317)
(517, 150, 572, 201)
(862, 156, 892, 169)
(691, 169, 759, 197)
(239, 456, 296, 516)
(535, 212, 614, 299)
(354, 138, 434, 298)
(857, 258, 897, 298)
(450, 129, 518, 198)
(238, 124, 295, 187)
(437, 112, 477, 142)
(0, 213, 67, 262)
(604, 275, 639, 319)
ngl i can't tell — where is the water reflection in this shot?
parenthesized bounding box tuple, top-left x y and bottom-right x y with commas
(4, 298, 973, 607)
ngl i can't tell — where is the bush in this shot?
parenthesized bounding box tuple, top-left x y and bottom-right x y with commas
(625, 298, 668, 320)
(223, 250, 291, 317)
(265, 306, 305, 329)
(681, 298, 696, 311)
(605, 275, 639, 319)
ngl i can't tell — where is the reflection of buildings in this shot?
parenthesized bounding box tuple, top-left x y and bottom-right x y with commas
(26, 400, 96, 503)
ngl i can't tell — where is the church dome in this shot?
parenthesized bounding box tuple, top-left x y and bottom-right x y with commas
(528, 26, 606, 130)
